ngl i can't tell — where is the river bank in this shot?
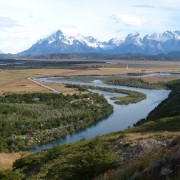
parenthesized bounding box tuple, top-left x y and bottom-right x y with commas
(30, 76, 170, 152)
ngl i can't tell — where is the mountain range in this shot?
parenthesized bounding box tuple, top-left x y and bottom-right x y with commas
(19, 30, 180, 56)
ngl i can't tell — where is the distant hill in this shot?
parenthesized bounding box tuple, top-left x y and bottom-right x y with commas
(19, 52, 180, 61)
(1, 52, 180, 61)
(168, 51, 180, 55)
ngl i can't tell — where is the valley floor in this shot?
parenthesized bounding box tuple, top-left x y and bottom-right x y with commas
(0, 61, 179, 179)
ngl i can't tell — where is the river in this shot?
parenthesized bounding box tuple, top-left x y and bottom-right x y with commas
(30, 77, 170, 152)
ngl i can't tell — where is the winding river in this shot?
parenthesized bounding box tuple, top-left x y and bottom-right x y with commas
(31, 77, 170, 152)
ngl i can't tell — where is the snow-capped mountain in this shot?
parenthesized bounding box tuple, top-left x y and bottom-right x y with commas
(19, 30, 180, 56)
(19, 30, 107, 56)
(145, 31, 180, 42)
(107, 37, 125, 47)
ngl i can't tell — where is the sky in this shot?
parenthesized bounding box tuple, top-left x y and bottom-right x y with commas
(0, 0, 180, 53)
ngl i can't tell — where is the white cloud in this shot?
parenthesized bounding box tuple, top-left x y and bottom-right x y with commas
(0, 0, 179, 53)
(60, 25, 80, 36)
(0, 17, 22, 30)
(133, 4, 154, 8)
(1, 0, 35, 11)
(0, 24, 51, 53)
(163, 0, 180, 2)
(111, 14, 145, 26)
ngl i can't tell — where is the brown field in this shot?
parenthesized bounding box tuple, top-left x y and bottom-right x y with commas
(42, 82, 88, 95)
(0, 153, 21, 170)
(0, 60, 179, 95)
(141, 75, 180, 83)
(104, 60, 180, 69)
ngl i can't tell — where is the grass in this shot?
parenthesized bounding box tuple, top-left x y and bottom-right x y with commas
(0, 153, 21, 171)
(65, 84, 146, 105)
(95, 137, 180, 180)
(42, 82, 88, 95)
(7, 78, 179, 179)
(104, 77, 166, 89)
(127, 116, 180, 133)
(92, 86, 146, 105)
(141, 75, 180, 83)
(0, 58, 179, 95)
(0, 62, 179, 178)
(7, 131, 180, 179)
(111, 95, 145, 105)
(0, 68, 141, 95)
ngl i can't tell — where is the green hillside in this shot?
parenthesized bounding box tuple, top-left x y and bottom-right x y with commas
(0, 80, 180, 180)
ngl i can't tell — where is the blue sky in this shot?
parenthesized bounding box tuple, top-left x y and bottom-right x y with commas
(0, 0, 180, 53)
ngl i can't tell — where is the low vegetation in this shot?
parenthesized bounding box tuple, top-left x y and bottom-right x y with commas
(133, 79, 180, 130)
(128, 116, 180, 133)
(147, 79, 180, 120)
(65, 84, 146, 105)
(3, 52, 180, 61)
(92, 86, 146, 105)
(12, 138, 118, 180)
(104, 77, 166, 89)
(3, 132, 180, 179)
(0, 76, 179, 179)
(0, 93, 112, 152)
(95, 136, 180, 180)
(0, 59, 104, 70)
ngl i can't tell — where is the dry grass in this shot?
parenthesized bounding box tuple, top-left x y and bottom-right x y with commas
(0, 69, 73, 95)
(108, 60, 180, 67)
(0, 60, 179, 95)
(41, 82, 88, 95)
(102, 131, 180, 151)
(126, 131, 180, 140)
(141, 75, 180, 83)
(0, 153, 21, 170)
(0, 68, 139, 95)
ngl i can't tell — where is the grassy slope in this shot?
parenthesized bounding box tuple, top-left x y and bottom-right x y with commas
(1, 80, 180, 180)
(0, 76, 180, 180)
(146, 79, 180, 120)
(10, 132, 180, 180)
(132, 79, 180, 131)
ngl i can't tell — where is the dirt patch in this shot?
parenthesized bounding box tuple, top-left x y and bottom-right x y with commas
(0, 153, 21, 170)
(126, 132, 180, 140)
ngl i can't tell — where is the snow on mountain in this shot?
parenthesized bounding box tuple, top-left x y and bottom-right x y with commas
(19, 30, 180, 55)
(37, 30, 64, 45)
(108, 37, 125, 47)
(37, 30, 105, 48)
(124, 33, 143, 46)
(145, 31, 180, 42)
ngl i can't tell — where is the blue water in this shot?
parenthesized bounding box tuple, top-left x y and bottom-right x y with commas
(30, 77, 170, 152)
